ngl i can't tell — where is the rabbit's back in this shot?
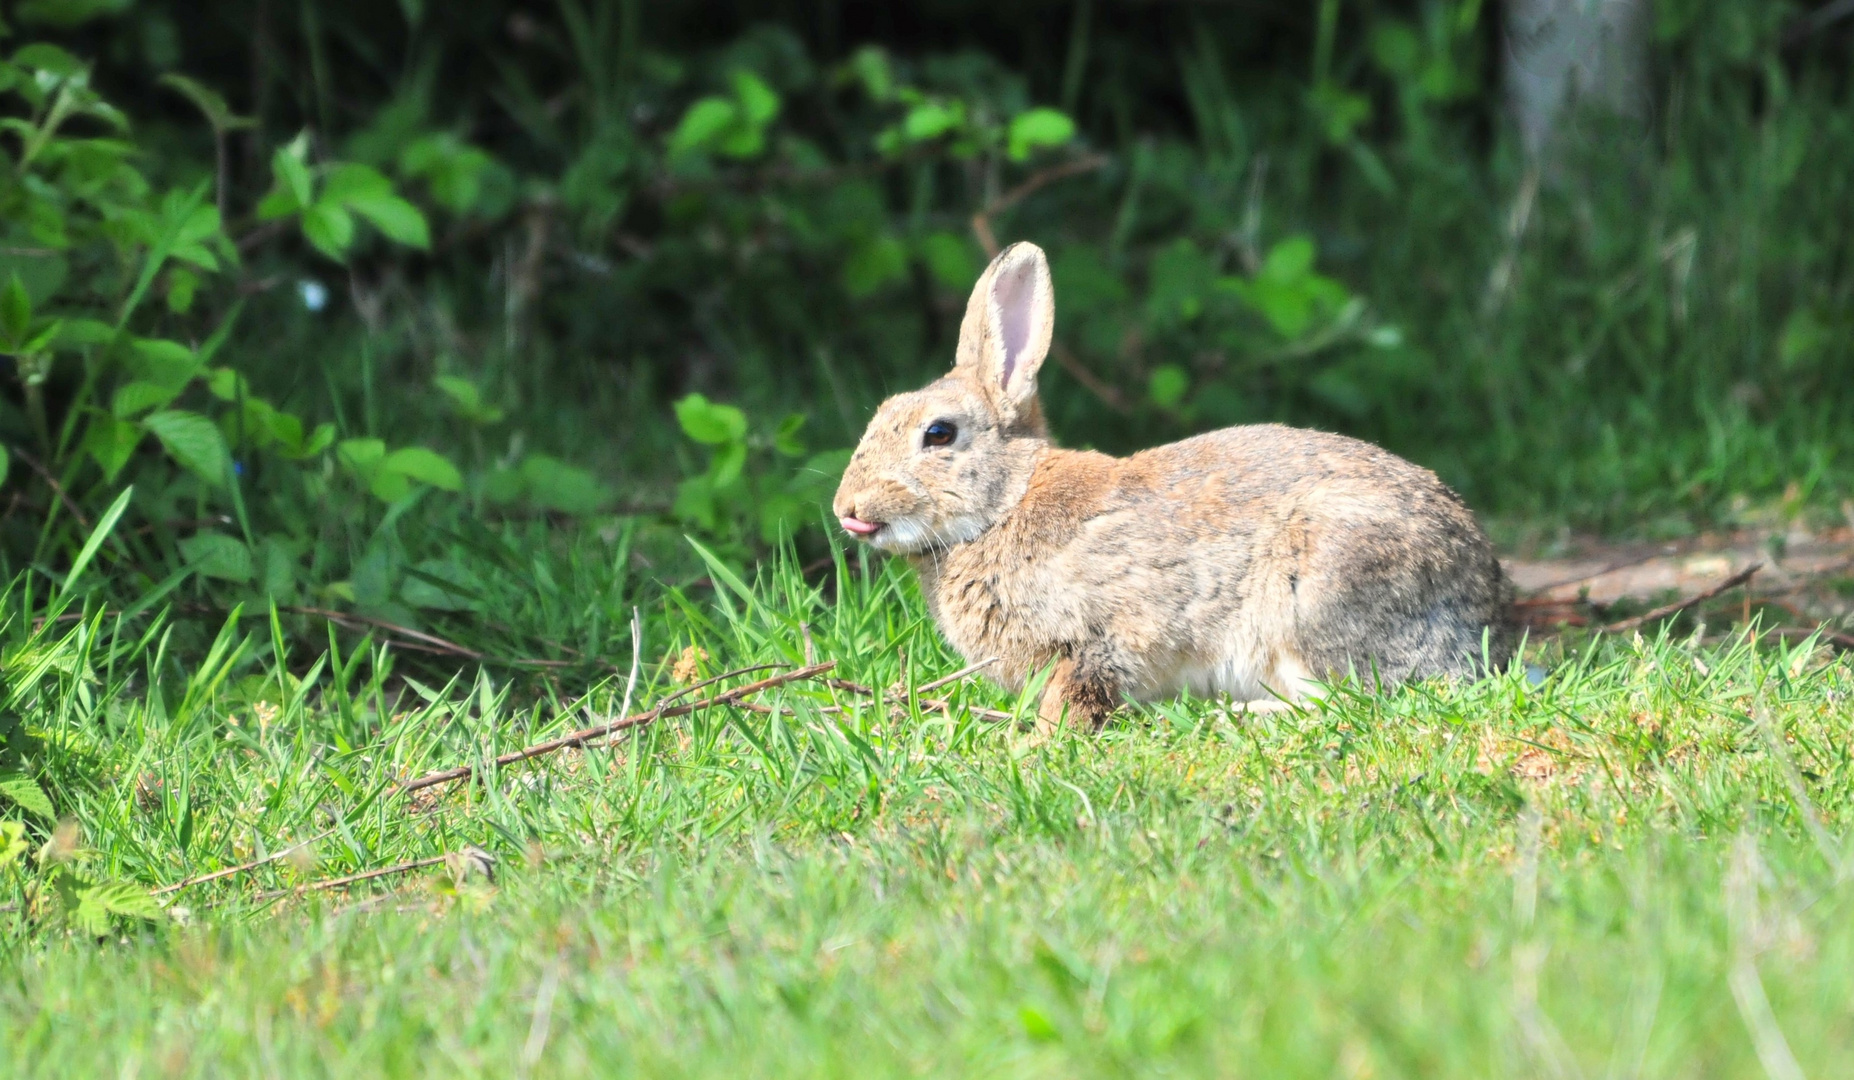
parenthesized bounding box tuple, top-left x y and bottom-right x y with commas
(915, 423, 1511, 702)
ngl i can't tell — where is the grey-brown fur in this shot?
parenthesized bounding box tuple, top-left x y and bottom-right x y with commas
(833, 242, 1513, 731)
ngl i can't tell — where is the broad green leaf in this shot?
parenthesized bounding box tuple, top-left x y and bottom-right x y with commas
(302, 201, 355, 260)
(11, 43, 85, 76)
(83, 416, 141, 481)
(902, 101, 961, 142)
(519, 454, 612, 515)
(129, 336, 201, 386)
(673, 393, 748, 446)
(320, 162, 394, 203)
(1148, 364, 1190, 409)
(111, 380, 181, 418)
(918, 231, 980, 291)
(732, 69, 780, 126)
(336, 437, 386, 471)
(843, 234, 909, 297)
(1007, 107, 1076, 160)
(0, 821, 29, 871)
(0, 771, 54, 819)
(709, 438, 748, 488)
(144, 409, 232, 486)
(53, 318, 115, 349)
(669, 97, 739, 155)
(263, 145, 314, 218)
(1262, 236, 1317, 280)
(434, 375, 505, 425)
(380, 446, 462, 491)
(205, 367, 250, 401)
(178, 532, 254, 582)
(0, 445, 8, 488)
(344, 192, 430, 249)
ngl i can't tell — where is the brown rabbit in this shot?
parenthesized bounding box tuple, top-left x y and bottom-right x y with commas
(833, 241, 1513, 731)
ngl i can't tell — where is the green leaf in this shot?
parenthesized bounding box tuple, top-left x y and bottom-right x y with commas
(1007, 107, 1076, 160)
(75, 881, 162, 930)
(344, 192, 430, 249)
(519, 454, 613, 515)
(320, 162, 394, 203)
(302, 201, 355, 260)
(0, 273, 31, 345)
(0, 771, 55, 819)
(205, 367, 250, 401)
(673, 393, 748, 446)
(111, 380, 181, 419)
(336, 437, 386, 472)
(918, 231, 980, 291)
(380, 447, 462, 491)
(15, 1, 132, 30)
(902, 101, 962, 142)
(144, 409, 233, 486)
(732, 69, 781, 127)
(709, 438, 748, 488)
(1148, 365, 1190, 409)
(1018, 1006, 1061, 1042)
(0, 821, 29, 872)
(773, 413, 808, 458)
(82, 416, 141, 481)
(0, 444, 8, 488)
(262, 144, 314, 219)
(842, 234, 909, 297)
(11, 43, 85, 76)
(434, 375, 505, 425)
(178, 532, 254, 583)
(669, 97, 739, 156)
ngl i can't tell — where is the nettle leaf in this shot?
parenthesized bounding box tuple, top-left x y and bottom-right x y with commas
(83, 416, 141, 481)
(260, 144, 315, 219)
(669, 97, 739, 156)
(1148, 364, 1190, 409)
(344, 192, 430, 249)
(732, 70, 780, 127)
(519, 454, 612, 515)
(380, 447, 462, 491)
(336, 437, 386, 472)
(11, 43, 86, 77)
(144, 409, 232, 487)
(0, 770, 55, 819)
(178, 532, 254, 583)
(302, 201, 356, 261)
(674, 393, 747, 445)
(434, 375, 506, 425)
(110, 380, 181, 419)
(1007, 107, 1076, 160)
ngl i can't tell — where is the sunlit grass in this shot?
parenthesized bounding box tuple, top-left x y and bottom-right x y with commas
(2, 545, 1852, 1076)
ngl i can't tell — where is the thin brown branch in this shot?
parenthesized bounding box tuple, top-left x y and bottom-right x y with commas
(11, 446, 91, 531)
(1601, 564, 1762, 633)
(154, 830, 334, 896)
(393, 661, 836, 796)
(1517, 550, 1667, 597)
(257, 854, 449, 900)
(820, 660, 1018, 724)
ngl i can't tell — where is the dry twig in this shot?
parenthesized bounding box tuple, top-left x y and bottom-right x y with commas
(154, 829, 334, 896)
(393, 661, 836, 796)
(1601, 564, 1762, 633)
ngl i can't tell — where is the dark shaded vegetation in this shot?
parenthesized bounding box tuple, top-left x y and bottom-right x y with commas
(0, 0, 1850, 668)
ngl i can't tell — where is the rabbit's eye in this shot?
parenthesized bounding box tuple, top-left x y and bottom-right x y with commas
(922, 421, 957, 448)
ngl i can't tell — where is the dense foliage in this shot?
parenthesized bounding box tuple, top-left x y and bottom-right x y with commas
(2, 1, 1850, 627)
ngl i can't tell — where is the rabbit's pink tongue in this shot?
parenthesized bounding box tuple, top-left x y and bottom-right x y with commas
(839, 515, 883, 536)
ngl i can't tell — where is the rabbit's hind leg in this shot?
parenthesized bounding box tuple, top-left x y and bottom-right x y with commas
(1036, 657, 1120, 735)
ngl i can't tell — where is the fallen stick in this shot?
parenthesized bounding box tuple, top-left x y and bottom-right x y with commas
(154, 829, 334, 896)
(393, 661, 837, 796)
(1601, 563, 1762, 633)
(818, 658, 1018, 724)
(257, 854, 450, 900)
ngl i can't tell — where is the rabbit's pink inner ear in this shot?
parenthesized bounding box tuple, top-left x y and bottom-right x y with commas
(994, 259, 1035, 391)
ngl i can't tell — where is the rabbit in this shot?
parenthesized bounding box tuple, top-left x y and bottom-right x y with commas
(832, 241, 1514, 732)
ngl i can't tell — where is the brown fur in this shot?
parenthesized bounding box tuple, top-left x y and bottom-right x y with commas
(833, 242, 1513, 731)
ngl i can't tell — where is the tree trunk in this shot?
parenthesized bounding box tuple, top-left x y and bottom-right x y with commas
(1504, 0, 1651, 163)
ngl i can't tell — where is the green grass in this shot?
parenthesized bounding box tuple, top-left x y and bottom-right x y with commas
(1, 546, 1852, 1076)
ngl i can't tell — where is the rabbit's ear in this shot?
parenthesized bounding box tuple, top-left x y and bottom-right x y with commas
(955, 242, 1054, 416)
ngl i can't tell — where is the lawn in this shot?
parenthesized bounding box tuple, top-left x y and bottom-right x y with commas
(3, 546, 1851, 1077)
